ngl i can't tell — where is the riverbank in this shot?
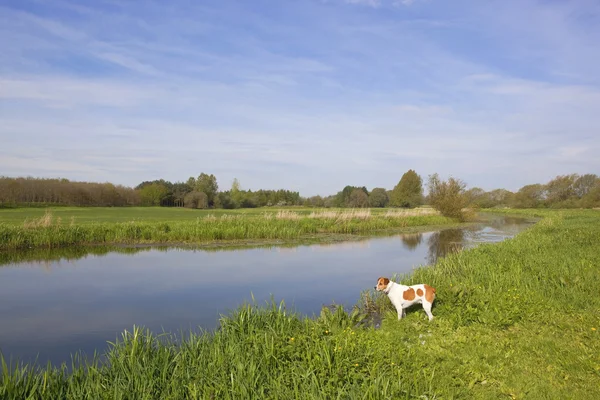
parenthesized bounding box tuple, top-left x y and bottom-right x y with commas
(0, 207, 455, 250)
(1, 209, 598, 398)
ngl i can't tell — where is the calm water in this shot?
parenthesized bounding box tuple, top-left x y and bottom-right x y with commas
(0, 215, 533, 366)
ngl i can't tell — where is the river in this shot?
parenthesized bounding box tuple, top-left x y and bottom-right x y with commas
(0, 215, 534, 366)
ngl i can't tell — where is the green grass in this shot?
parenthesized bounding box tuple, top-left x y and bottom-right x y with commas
(1, 209, 599, 399)
(0, 207, 452, 250)
(0, 206, 293, 225)
(0, 206, 435, 225)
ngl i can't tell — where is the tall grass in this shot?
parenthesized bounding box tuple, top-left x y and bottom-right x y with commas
(0, 210, 452, 250)
(1, 210, 599, 398)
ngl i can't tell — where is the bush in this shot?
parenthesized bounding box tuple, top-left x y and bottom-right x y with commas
(427, 174, 469, 221)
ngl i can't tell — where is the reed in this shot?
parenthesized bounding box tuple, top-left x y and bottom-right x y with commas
(0, 210, 452, 250)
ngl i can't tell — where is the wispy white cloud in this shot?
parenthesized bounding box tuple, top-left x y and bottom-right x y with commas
(394, 0, 419, 6)
(0, 0, 599, 195)
(344, 0, 381, 7)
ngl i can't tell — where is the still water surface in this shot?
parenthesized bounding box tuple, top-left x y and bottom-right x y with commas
(0, 216, 533, 366)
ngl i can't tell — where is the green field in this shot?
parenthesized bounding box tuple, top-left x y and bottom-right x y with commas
(0, 206, 453, 250)
(1, 209, 599, 399)
(0, 206, 307, 225)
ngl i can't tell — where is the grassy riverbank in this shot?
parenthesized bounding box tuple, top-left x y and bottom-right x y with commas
(0, 207, 453, 250)
(1, 209, 599, 399)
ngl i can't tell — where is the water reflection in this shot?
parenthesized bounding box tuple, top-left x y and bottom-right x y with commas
(426, 228, 467, 265)
(400, 233, 423, 250)
(0, 215, 535, 367)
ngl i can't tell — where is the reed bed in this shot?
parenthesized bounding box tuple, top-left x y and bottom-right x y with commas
(0, 210, 451, 250)
(1, 209, 599, 398)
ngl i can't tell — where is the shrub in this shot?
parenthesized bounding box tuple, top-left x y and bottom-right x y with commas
(427, 174, 469, 221)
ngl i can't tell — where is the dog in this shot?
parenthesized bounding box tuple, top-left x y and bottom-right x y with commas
(375, 277, 436, 321)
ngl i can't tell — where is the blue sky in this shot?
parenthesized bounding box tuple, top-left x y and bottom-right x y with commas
(1, 0, 599, 196)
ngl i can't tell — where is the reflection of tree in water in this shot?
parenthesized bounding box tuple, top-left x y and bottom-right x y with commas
(400, 233, 423, 250)
(485, 216, 532, 233)
(427, 229, 466, 265)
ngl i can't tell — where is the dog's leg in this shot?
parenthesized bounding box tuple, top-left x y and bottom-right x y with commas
(423, 302, 434, 321)
(397, 308, 405, 320)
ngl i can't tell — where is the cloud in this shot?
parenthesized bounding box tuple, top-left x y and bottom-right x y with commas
(394, 0, 418, 6)
(0, 0, 599, 195)
(344, 0, 381, 7)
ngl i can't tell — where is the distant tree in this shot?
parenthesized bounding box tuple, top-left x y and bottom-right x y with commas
(348, 188, 369, 208)
(135, 179, 173, 191)
(487, 189, 514, 207)
(139, 183, 170, 206)
(465, 187, 487, 208)
(427, 174, 469, 220)
(194, 173, 218, 207)
(230, 178, 242, 208)
(545, 174, 577, 206)
(390, 170, 423, 208)
(240, 190, 258, 208)
(573, 174, 599, 198)
(216, 191, 235, 209)
(184, 191, 208, 209)
(323, 195, 336, 208)
(512, 184, 546, 208)
(186, 176, 196, 188)
(580, 181, 600, 208)
(307, 195, 325, 207)
(334, 186, 368, 207)
(368, 188, 389, 208)
(171, 182, 193, 207)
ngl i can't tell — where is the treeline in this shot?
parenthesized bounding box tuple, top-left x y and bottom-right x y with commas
(1, 172, 599, 210)
(135, 175, 301, 209)
(305, 170, 424, 209)
(0, 177, 140, 207)
(465, 174, 600, 209)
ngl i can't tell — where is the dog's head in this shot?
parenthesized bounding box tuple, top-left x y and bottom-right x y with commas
(374, 277, 390, 291)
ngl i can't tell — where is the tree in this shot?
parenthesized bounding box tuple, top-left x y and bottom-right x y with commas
(307, 195, 325, 207)
(465, 187, 487, 208)
(581, 182, 600, 208)
(334, 186, 368, 207)
(511, 184, 546, 208)
(545, 174, 577, 206)
(230, 178, 242, 208)
(390, 170, 423, 208)
(368, 188, 389, 208)
(573, 174, 599, 198)
(487, 189, 514, 207)
(138, 183, 169, 206)
(427, 174, 469, 220)
(216, 191, 235, 209)
(194, 173, 218, 207)
(347, 188, 369, 208)
(172, 182, 193, 207)
(184, 191, 208, 209)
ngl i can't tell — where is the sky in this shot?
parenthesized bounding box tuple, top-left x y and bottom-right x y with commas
(0, 0, 599, 196)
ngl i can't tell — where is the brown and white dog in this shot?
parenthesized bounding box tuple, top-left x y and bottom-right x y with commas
(375, 277, 436, 321)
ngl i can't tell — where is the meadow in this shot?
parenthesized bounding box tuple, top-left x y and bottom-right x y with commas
(1, 209, 598, 399)
(0, 207, 453, 250)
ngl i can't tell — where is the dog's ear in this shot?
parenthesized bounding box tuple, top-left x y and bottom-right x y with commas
(382, 277, 389, 285)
